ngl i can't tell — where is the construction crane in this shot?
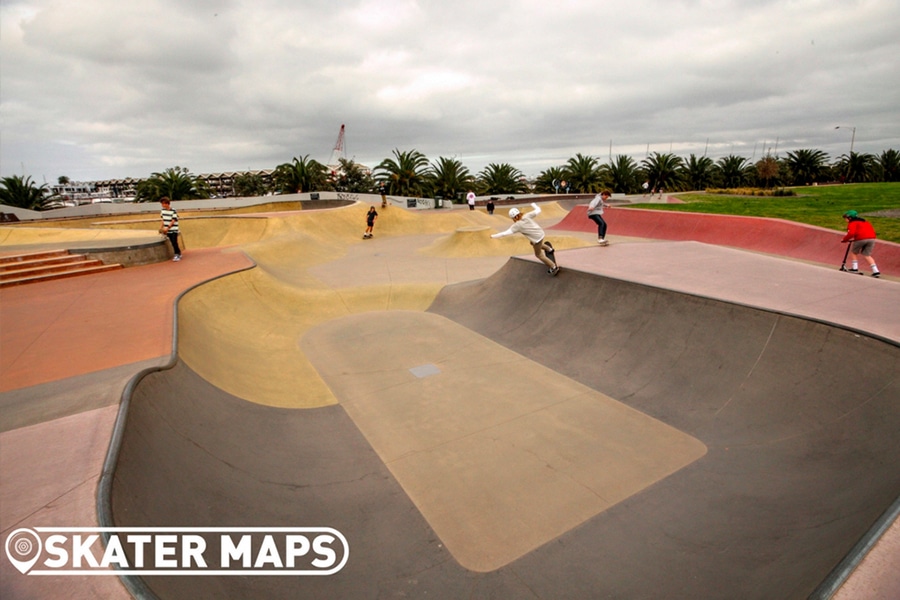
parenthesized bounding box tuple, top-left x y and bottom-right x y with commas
(327, 124, 346, 174)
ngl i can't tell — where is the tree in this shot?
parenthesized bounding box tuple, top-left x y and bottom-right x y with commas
(876, 149, 900, 182)
(333, 158, 374, 193)
(562, 153, 604, 193)
(273, 155, 329, 194)
(783, 149, 829, 185)
(135, 166, 210, 202)
(755, 154, 780, 188)
(375, 149, 430, 196)
(477, 163, 527, 195)
(836, 151, 877, 183)
(0, 175, 57, 210)
(605, 155, 640, 194)
(233, 173, 269, 197)
(682, 154, 717, 191)
(715, 155, 750, 188)
(427, 157, 474, 202)
(641, 152, 684, 192)
(533, 167, 565, 194)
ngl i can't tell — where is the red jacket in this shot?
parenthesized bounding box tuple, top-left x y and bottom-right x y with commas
(842, 218, 876, 242)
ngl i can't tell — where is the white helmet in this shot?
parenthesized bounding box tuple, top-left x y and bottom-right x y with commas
(508, 207, 521, 219)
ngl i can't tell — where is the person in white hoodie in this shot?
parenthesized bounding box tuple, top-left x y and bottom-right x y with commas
(491, 202, 559, 275)
(587, 190, 611, 245)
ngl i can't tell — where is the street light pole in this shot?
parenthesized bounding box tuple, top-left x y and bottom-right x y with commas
(835, 126, 856, 182)
(835, 125, 856, 154)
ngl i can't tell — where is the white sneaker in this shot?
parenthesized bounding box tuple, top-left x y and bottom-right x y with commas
(173, 255, 181, 262)
(598, 239, 609, 246)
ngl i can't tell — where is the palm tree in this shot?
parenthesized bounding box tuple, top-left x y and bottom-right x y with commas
(783, 149, 829, 185)
(334, 158, 374, 193)
(0, 175, 57, 210)
(273, 155, 329, 194)
(135, 166, 210, 202)
(233, 173, 269, 197)
(605, 155, 640, 194)
(534, 167, 565, 194)
(641, 152, 684, 192)
(836, 151, 877, 183)
(876, 149, 900, 182)
(428, 157, 473, 202)
(375, 149, 430, 196)
(715, 155, 750, 188)
(562, 153, 604, 193)
(682, 154, 717, 191)
(477, 163, 527, 195)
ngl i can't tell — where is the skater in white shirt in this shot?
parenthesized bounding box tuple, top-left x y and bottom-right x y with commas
(491, 203, 560, 275)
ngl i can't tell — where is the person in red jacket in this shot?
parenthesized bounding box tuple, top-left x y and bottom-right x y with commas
(841, 210, 880, 277)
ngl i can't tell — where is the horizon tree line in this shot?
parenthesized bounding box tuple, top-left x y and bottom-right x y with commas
(2, 146, 898, 210)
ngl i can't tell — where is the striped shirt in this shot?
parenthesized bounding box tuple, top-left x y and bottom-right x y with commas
(161, 207, 179, 233)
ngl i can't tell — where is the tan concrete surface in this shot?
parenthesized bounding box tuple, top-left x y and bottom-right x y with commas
(173, 203, 594, 407)
(304, 310, 706, 572)
(0, 226, 160, 247)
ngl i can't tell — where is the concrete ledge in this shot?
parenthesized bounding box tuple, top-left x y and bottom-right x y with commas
(77, 239, 172, 267)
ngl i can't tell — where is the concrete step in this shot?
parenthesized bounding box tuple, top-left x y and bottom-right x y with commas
(0, 253, 94, 274)
(0, 249, 70, 265)
(0, 250, 123, 288)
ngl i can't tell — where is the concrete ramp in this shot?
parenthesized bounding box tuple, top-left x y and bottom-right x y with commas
(429, 257, 900, 597)
(106, 254, 900, 598)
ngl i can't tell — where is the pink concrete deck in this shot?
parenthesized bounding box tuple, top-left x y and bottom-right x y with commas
(553, 205, 900, 275)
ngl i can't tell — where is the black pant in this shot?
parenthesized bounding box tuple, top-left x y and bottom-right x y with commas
(589, 214, 607, 239)
(167, 231, 181, 255)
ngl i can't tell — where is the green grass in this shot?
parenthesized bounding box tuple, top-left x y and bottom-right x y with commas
(629, 182, 900, 243)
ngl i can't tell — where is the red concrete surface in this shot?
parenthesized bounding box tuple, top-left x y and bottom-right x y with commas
(552, 206, 900, 275)
(0, 247, 254, 392)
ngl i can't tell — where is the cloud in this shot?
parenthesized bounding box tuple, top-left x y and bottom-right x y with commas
(1, 0, 898, 181)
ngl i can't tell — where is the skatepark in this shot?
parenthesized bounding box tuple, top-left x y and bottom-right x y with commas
(1, 196, 898, 599)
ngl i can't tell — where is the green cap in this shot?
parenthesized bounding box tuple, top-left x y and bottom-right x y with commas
(843, 210, 858, 218)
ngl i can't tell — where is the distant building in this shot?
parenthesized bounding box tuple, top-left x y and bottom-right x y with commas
(50, 170, 278, 202)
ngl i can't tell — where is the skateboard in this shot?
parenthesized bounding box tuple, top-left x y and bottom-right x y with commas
(545, 241, 556, 265)
(544, 242, 559, 275)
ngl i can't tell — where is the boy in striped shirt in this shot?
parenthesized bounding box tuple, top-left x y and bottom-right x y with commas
(160, 197, 182, 261)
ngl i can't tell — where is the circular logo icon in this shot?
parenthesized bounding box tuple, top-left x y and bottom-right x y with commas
(5, 528, 42, 574)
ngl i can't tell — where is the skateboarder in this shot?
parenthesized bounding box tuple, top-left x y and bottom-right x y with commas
(587, 190, 611, 245)
(363, 205, 378, 239)
(841, 210, 880, 277)
(491, 203, 559, 275)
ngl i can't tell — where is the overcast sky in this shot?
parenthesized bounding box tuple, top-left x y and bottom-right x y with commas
(2, 0, 899, 183)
